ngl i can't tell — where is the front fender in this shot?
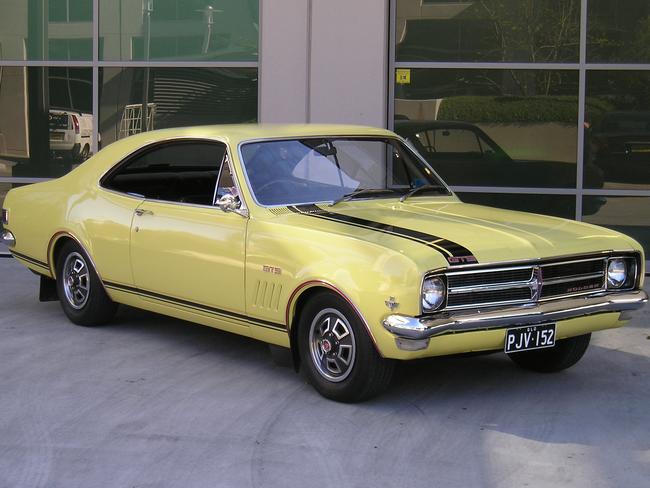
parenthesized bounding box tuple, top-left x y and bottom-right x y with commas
(246, 218, 433, 356)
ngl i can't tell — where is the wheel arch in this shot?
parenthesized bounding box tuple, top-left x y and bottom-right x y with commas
(47, 231, 105, 292)
(286, 280, 382, 371)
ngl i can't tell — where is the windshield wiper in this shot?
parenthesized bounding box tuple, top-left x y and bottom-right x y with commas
(329, 188, 399, 206)
(399, 184, 449, 202)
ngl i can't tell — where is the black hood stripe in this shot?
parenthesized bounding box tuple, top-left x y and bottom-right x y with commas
(288, 204, 478, 265)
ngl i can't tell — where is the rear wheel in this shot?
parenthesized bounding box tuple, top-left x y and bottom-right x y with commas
(56, 241, 117, 326)
(76, 144, 90, 163)
(298, 292, 394, 402)
(508, 333, 591, 373)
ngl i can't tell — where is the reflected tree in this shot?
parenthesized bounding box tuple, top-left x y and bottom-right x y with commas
(473, 0, 579, 95)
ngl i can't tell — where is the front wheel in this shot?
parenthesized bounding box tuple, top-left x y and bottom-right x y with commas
(508, 333, 591, 373)
(56, 241, 117, 326)
(298, 292, 394, 402)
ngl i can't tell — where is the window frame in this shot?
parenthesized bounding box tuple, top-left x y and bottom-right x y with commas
(98, 137, 247, 212)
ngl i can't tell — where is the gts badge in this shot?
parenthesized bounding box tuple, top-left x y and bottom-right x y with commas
(262, 265, 282, 275)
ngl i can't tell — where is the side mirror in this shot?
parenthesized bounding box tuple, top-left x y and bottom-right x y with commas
(216, 193, 240, 213)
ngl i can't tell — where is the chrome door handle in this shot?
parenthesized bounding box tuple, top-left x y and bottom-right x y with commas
(134, 209, 154, 216)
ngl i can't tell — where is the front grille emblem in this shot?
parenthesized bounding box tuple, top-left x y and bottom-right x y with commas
(529, 266, 543, 301)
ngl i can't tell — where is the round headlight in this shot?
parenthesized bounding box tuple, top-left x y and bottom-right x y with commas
(607, 258, 627, 288)
(422, 277, 446, 311)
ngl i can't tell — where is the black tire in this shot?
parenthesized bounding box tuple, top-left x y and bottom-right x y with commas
(76, 144, 90, 163)
(298, 292, 394, 402)
(56, 241, 117, 326)
(508, 333, 591, 373)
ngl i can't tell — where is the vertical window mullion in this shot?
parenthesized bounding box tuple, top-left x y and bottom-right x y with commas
(576, 0, 589, 221)
(91, 0, 99, 155)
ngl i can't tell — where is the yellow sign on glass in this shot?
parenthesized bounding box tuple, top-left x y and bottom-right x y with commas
(396, 69, 411, 85)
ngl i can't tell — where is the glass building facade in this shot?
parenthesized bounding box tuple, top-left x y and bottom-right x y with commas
(1, 0, 649, 262)
(0, 0, 258, 252)
(392, 0, 650, 259)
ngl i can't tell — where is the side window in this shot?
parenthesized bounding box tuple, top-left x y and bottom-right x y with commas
(103, 141, 226, 205)
(431, 129, 482, 154)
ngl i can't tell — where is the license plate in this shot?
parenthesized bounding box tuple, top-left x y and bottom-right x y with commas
(504, 323, 555, 353)
(50, 132, 64, 141)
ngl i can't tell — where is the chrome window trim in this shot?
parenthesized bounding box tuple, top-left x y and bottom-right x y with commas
(97, 136, 248, 216)
(236, 134, 454, 209)
(212, 151, 228, 206)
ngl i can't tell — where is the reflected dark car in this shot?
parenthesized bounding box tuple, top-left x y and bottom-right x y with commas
(592, 111, 650, 184)
(395, 120, 603, 188)
(395, 120, 604, 216)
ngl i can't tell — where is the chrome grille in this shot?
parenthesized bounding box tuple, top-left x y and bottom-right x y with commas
(540, 258, 606, 298)
(447, 288, 532, 308)
(541, 259, 605, 280)
(442, 257, 608, 311)
(447, 268, 532, 287)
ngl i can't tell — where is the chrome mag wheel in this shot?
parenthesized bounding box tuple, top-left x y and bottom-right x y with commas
(308, 308, 356, 382)
(62, 251, 90, 309)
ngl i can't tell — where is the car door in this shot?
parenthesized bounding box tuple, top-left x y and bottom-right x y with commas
(107, 139, 248, 318)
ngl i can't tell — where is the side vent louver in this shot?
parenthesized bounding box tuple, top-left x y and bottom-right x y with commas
(252, 280, 283, 312)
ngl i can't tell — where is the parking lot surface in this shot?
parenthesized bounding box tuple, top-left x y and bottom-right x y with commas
(1, 257, 649, 488)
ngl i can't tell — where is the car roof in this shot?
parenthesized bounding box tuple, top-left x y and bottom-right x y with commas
(74, 124, 399, 179)
(125, 123, 397, 146)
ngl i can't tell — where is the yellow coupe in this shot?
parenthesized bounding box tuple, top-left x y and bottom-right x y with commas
(2, 124, 647, 402)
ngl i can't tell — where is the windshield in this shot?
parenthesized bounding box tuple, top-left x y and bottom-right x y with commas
(239, 137, 450, 206)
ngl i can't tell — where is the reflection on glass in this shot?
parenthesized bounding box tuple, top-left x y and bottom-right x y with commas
(0, 0, 92, 61)
(395, 69, 583, 188)
(584, 71, 650, 190)
(396, 0, 579, 63)
(583, 196, 650, 256)
(0, 67, 93, 178)
(99, 67, 257, 147)
(587, 0, 650, 63)
(457, 192, 576, 219)
(0, 184, 9, 253)
(100, 0, 259, 61)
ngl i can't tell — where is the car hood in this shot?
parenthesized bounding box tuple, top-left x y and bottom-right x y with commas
(281, 199, 637, 268)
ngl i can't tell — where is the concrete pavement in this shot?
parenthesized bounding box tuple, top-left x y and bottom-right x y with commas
(1, 257, 649, 488)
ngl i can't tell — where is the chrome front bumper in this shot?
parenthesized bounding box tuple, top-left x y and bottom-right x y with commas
(382, 290, 648, 340)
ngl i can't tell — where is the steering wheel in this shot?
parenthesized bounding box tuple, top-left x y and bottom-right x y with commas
(255, 178, 302, 194)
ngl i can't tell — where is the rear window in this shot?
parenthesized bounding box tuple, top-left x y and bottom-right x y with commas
(49, 113, 68, 130)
